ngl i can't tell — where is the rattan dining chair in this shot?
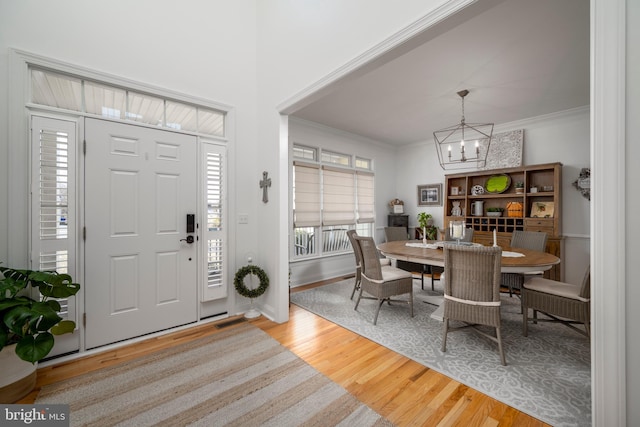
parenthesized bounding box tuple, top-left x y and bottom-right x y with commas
(522, 266, 591, 338)
(384, 226, 430, 288)
(346, 230, 390, 300)
(354, 235, 414, 325)
(383, 226, 409, 242)
(429, 227, 475, 290)
(502, 230, 548, 297)
(441, 244, 506, 365)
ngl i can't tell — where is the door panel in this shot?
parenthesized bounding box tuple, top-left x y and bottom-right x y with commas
(84, 118, 197, 349)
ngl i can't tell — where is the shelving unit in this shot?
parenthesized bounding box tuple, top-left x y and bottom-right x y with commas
(444, 162, 562, 280)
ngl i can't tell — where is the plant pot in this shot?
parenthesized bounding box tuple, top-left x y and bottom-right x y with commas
(0, 344, 37, 403)
(486, 211, 502, 217)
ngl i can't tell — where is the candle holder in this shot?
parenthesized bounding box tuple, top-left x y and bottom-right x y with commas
(449, 220, 466, 245)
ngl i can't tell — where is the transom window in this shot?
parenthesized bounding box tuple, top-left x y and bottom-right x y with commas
(30, 68, 225, 137)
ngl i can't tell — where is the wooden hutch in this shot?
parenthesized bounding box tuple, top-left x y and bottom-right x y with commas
(443, 162, 563, 280)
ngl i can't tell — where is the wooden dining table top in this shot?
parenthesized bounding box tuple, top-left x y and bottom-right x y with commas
(377, 240, 560, 274)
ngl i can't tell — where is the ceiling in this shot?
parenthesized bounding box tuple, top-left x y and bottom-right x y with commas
(291, 0, 590, 146)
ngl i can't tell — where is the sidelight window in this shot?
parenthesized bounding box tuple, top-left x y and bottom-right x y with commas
(30, 116, 78, 324)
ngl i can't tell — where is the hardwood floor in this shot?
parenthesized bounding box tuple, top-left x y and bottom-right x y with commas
(18, 277, 549, 427)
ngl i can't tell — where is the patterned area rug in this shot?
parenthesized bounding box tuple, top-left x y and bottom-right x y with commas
(291, 279, 591, 427)
(36, 322, 392, 427)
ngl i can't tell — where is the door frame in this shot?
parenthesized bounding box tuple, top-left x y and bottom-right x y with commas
(8, 50, 236, 359)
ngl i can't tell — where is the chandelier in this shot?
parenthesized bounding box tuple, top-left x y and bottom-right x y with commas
(433, 89, 494, 170)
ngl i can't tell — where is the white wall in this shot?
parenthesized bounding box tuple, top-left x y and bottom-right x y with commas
(396, 107, 590, 285)
(288, 118, 396, 286)
(254, 0, 455, 321)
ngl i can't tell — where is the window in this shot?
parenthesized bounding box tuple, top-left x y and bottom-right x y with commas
(293, 145, 317, 161)
(202, 143, 227, 301)
(292, 145, 374, 259)
(321, 150, 351, 166)
(30, 116, 78, 324)
(355, 157, 371, 170)
(30, 67, 225, 137)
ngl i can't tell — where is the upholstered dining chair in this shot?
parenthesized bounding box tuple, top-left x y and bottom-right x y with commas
(354, 235, 414, 325)
(502, 230, 548, 297)
(346, 230, 390, 300)
(441, 244, 506, 365)
(522, 266, 591, 338)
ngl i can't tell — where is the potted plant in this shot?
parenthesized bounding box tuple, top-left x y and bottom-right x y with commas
(417, 212, 437, 241)
(0, 266, 80, 402)
(486, 207, 505, 217)
(0, 266, 80, 363)
(515, 182, 525, 194)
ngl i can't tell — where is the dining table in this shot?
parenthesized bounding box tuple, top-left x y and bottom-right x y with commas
(377, 240, 561, 320)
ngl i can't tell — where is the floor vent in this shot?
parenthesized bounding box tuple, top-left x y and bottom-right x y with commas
(214, 317, 247, 329)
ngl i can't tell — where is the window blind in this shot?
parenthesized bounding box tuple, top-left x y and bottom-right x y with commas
(322, 166, 355, 226)
(293, 162, 321, 227)
(356, 171, 375, 223)
(202, 143, 227, 301)
(31, 116, 77, 324)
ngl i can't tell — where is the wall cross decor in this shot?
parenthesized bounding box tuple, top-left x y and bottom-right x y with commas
(260, 171, 271, 203)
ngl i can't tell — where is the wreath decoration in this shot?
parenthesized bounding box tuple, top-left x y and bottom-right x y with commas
(234, 265, 269, 299)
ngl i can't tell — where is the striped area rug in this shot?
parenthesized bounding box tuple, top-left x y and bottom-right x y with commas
(36, 322, 392, 426)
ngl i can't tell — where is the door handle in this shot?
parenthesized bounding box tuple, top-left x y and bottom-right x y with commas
(180, 235, 195, 244)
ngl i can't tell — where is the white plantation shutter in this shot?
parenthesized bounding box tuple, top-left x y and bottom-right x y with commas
(322, 166, 355, 226)
(293, 162, 321, 227)
(356, 171, 375, 223)
(30, 116, 78, 355)
(202, 142, 227, 301)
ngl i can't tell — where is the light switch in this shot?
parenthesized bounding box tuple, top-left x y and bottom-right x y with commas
(238, 213, 249, 224)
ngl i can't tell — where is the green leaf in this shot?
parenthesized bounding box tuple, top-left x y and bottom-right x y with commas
(4, 305, 34, 336)
(51, 320, 76, 335)
(0, 298, 30, 313)
(15, 333, 54, 363)
(29, 302, 62, 332)
(49, 281, 80, 299)
(43, 299, 62, 312)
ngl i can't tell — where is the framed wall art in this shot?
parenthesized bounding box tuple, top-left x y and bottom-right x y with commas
(530, 201, 555, 218)
(417, 183, 442, 206)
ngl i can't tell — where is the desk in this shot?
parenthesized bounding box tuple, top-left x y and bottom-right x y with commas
(377, 240, 560, 320)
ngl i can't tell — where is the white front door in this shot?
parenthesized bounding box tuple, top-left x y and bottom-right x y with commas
(84, 118, 197, 349)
